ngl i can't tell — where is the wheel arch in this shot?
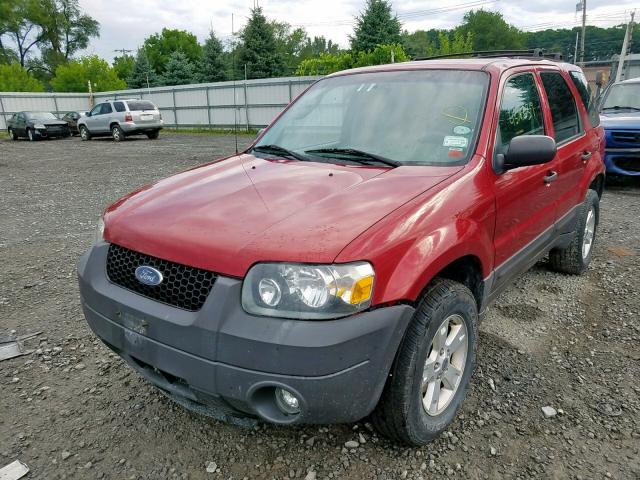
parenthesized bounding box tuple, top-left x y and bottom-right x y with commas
(589, 173, 605, 199)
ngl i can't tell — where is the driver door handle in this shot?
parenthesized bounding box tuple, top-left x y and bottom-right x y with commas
(582, 151, 592, 161)
(544, 171, 558, 184)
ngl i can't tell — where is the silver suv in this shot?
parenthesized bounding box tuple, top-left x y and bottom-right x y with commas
(78, 99, 163, 142)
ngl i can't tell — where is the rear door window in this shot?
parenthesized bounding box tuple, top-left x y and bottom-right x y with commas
(540, 72, 582, 143)
(126, 100, 156, 111)
(497, 73, 545, 153)
(569, 71, 600, 127)
(113, 101, 126, 112)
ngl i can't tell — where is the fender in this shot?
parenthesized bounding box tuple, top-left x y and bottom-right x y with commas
(336, 158, 495, 305)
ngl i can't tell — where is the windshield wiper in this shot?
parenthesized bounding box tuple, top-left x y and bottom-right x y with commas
(602, 105, 640, 112)
(252, 144, 310, 162)
(304, 148, 401, 168)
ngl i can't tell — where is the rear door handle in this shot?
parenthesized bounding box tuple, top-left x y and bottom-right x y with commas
(544, 171, 558, 184)
(582, 151, 592, 161)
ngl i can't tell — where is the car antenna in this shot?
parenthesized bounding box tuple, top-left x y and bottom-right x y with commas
(232, 13, 239, 155)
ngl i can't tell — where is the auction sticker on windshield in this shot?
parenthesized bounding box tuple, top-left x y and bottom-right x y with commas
(443, 136, 468, 148)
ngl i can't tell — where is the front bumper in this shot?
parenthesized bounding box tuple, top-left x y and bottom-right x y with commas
(35, 127, 68, 138)
(605, 148, 640, 176)
(78, 243, 414, 424)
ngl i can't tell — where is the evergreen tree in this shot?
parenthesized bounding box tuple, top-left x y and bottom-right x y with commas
(127, 50, 159, 89)
(161, 50, 195, 86)
(350, 0, 402, 52)
(238, 7, 284, 79)
(197, 31, 226, 82)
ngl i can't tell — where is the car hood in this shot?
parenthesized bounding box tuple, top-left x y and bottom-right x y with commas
(104, 154, 461, 277)
(600, 111, 640, 130)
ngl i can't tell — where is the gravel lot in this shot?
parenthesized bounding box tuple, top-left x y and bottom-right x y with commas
(1, 133, 639, 480)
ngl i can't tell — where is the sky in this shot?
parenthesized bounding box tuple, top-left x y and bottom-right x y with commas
(78, 0, 638, 62)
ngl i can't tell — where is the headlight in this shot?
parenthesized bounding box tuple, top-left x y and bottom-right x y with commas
(242, 262, 375, 319)
(34, 124, 46, 129)
(94, 217, 105, 244)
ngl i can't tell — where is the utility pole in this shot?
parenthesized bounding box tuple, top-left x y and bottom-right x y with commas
(574, 32, 579, 65)
(616, 11, 636, 83)
(579, 0, 587, 64)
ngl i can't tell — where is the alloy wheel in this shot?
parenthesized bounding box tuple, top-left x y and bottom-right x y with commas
(421, 314, 468, 416)
(582, 206, 596, 259)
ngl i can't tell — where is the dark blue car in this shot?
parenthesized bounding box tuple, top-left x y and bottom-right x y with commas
(600, 78, 640, 176)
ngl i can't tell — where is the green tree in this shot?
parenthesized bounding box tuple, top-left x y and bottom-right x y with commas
(2, 0, 50, 67)
(142, 28, 201, 74)
(456, 10, 525, 51)
(238, 7, 284, 79)
(350, 0, 402, 53)
(296, 43, 408, 76)
(0, 61, 44, 90)
(161, 50, 195, 86)
(112, 54, 135, 81)
(298, 36, 340, 61)
(197, 31, 226, 82)
(271, 21, 308, 73)
(50, 55, 125, 92)
(127, 49, 159, 89)
(39, 0, 99, 73)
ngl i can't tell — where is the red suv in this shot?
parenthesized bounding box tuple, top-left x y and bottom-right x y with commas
(78, 56, 605, 445)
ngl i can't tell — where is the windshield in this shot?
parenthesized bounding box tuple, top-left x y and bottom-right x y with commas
(25, 112, 57, 120)
(602, 84, 640, 111)
(255, 70, 489, 166)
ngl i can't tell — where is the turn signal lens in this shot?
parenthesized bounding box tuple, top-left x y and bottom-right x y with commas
(348, 275, 374, 305)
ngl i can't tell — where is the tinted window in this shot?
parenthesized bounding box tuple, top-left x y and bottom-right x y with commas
(569, 71, 599, 127)
(100, 103, 113, 114)
(89, 104, 102, 116)
(540, 72, 581, 143)
(114, 101, 126, 112)
(498, 73, 544, 152)
(126, 100, 156, 111)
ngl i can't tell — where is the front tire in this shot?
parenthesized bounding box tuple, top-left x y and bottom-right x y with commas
(27, 128, 36, 141)
(79, 125, 91, 141)
(372, 278, 478, 446)
(8, 128, 18, 140)
(548, 189, 599, 275)
(111, 124, 125, 142)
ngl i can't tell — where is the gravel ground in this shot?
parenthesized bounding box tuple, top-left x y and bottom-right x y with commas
(1, 134, 639, 480)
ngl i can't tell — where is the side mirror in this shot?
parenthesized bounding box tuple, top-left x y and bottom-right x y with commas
(496, 135, 557, 172)
(595, 71, 604, 88)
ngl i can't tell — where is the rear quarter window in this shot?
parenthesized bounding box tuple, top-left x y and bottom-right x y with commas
(569, 71, 600, 128)
(126, 101, 156, 111)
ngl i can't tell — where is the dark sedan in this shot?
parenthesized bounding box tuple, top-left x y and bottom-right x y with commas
(7, 111, 71, 141)
(61, 111, 86, 135)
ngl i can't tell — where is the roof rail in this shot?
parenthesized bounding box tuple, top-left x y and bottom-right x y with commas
(413, 48, 564, 62)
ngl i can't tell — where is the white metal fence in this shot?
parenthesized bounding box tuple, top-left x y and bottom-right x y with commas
(0, 76, 320, 131)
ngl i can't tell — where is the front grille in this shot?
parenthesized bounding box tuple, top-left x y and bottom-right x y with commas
(106, 244, 216, 311)
(611, 131, 640, 146)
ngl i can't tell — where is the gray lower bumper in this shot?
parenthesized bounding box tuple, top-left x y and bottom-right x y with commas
(78, 243, 414, 424)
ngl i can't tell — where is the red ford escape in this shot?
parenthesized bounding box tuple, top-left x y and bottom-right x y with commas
(78, 54, 605, 445)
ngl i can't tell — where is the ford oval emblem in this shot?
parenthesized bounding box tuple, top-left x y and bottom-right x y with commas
(135, 266, 164, 286)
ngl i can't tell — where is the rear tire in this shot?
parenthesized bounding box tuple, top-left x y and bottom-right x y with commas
(111, 124, 125, 142)
(80, 126, 91, 141)
(8, 128, 18, 140)
(146, 130, 160, 140)
(548, 189, 599, 275)
(371, 278, 478, 446)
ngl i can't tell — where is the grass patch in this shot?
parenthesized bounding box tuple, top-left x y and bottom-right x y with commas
(164, 127, 259, 137)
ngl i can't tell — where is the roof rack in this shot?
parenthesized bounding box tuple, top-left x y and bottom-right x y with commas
(413, 48, 564, 62)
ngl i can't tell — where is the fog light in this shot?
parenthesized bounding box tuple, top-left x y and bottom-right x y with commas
(275, 388, 300, 415)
